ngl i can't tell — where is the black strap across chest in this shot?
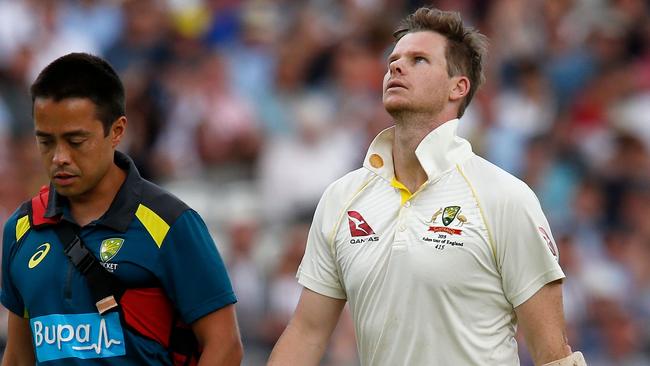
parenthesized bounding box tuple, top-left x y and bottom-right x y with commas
(53, 222, 126, 314)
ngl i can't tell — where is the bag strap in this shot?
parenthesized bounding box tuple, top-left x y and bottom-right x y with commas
(53, 221, 126, 315)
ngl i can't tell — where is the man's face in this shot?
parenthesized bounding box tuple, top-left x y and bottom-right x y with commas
(382, 31, 452, 117)
(34, 97, 120, 199)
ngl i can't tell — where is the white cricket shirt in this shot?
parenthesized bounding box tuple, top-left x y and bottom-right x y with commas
(297, 119, 565, 365)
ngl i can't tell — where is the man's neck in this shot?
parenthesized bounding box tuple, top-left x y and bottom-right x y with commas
(391, 112, 450, 193)
(68, 164, 126, 227)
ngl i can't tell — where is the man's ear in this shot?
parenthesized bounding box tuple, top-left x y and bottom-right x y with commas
(450, 76, 470, 101)
(109, 116, 127, 148)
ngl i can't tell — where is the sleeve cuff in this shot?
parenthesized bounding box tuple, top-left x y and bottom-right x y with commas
(298, 272, 347, 300)
(183, 291, 237, 324)
(510, 268, 565, 308)
(1, 294, 25, 318)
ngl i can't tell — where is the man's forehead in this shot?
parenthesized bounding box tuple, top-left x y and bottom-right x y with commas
(34, 96, 96, 109)
(392, 31, 447, 54)
(33, 97, 103, 132)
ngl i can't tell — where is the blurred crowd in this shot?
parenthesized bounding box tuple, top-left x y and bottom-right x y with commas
(1, 0, 650, 365)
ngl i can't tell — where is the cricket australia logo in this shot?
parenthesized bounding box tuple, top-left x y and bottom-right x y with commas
(442, 206, 460, 226)
(423, 206, 468, 250)
(426, 206, 467, 235)
(99, 238, 123, 272)
(347, 211, 379, 244)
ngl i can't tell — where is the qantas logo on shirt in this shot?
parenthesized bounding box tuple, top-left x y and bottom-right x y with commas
(347, 211, 375, 237)
(347, 211, 379, 244)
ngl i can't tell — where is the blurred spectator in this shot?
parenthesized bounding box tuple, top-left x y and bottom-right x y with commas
(155, 52, 261, 180)
(262, 218, 311, 345)
(26, 0, 100, 83)
(487, 58, 556, 173)
(258, 94, 357, 222)
(226, 212, 267, 365)
(57, 0, 124, 53)
(0, 48, 33, 138)
(194, 53, 262, 174)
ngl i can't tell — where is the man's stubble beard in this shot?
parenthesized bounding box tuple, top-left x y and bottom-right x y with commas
(384, 99, 444, 128)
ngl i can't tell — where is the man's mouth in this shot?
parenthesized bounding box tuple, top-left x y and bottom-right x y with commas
(387, 80, 407, 90)
(52, 173, 78, 186)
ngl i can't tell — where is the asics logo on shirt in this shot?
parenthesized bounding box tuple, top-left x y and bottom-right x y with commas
(347, 211, 375, 237)
(29, 243, 51, 269)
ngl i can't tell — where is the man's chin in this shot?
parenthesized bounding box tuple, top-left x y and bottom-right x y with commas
(384, 99, 401, 110)
(383, 101, 410, 118)
(51, 184, 77, 197)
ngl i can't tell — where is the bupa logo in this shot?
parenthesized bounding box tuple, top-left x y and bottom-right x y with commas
(347, 211, 375, 237)
(30, 312, 126, 362)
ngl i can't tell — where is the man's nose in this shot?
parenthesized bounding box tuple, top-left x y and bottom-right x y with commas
(389, 59, 403, 75)
(52, 144, 71, 166)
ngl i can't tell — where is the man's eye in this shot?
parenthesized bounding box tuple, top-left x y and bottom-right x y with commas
(414, 57, 427, 63)
(38, 140, 52, 147)
(69, 140, 84, 147)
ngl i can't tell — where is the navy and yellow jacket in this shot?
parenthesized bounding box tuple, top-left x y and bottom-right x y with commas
(1, 151, 236, 365)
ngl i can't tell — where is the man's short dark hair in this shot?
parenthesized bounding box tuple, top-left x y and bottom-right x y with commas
(30, 53, 125, 135)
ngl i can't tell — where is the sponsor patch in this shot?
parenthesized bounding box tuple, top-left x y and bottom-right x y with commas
(538, 226, 558, 259)
(30, 312, 125, 362)
(347, 211, 375, 237)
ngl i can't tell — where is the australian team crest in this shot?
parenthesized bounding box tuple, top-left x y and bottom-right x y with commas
(442, 206, 460, 226)
(100, 238, 124, 262)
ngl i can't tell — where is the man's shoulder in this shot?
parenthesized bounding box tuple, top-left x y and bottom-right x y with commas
(321, 167, 377, 203)
(1, 200, 34, 253)
(310, 167, 379, 230)
(2, 201, 31, 233)
(460, 155, 539, 207)
(138, 179, 192, 226)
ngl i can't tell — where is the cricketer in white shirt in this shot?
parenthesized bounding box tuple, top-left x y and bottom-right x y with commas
(297, 118, 565, 365)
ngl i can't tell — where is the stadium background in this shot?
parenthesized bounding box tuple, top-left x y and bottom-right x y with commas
(1, 0, 650, 365)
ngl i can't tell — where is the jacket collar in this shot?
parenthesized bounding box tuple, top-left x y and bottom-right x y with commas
(44, 151, 143, 232)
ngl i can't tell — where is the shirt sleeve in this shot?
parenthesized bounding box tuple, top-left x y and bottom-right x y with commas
(297, 185, 347, 300)
(154, 210, 236, 324)
(493, 185, 565, 308)
(1, 213, 25, 316)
